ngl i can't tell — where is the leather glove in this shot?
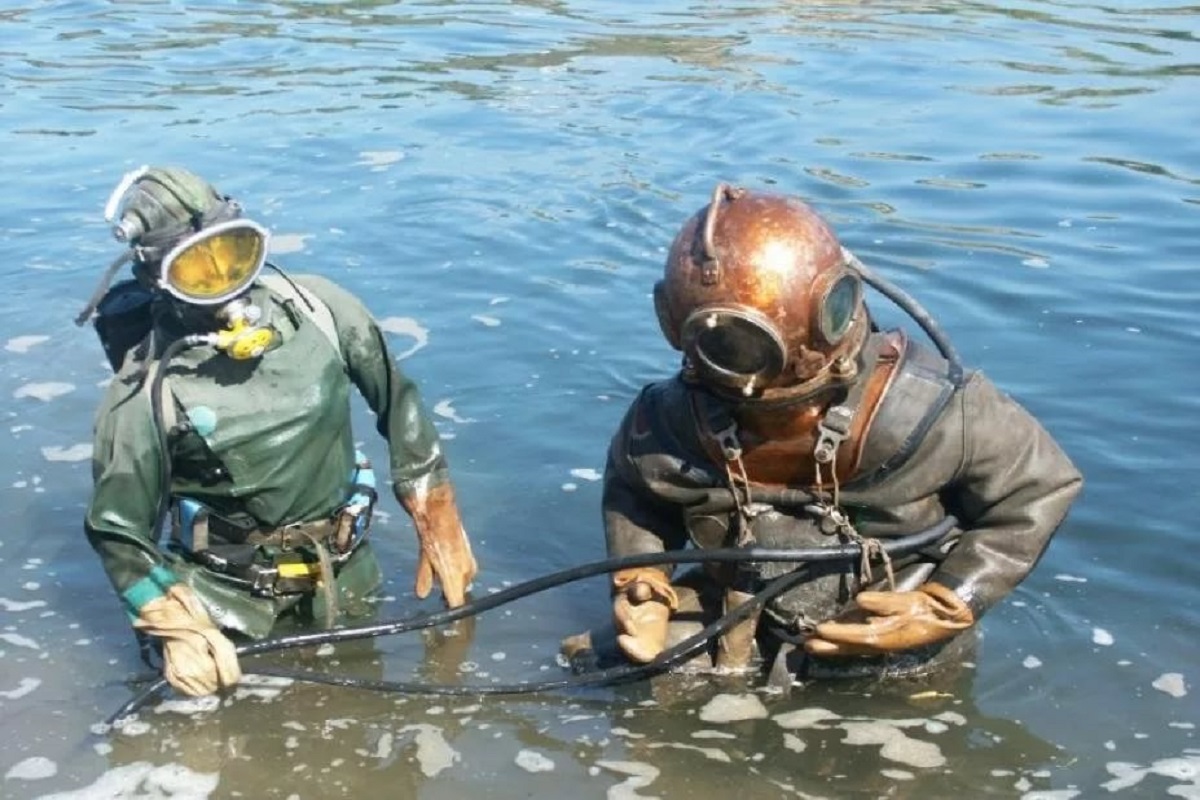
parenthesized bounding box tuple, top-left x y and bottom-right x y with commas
(399, 480, 478, 609)
(804, 582, 974, 658)
(612, 568, 679, 664)
(132, 584, 242, 696)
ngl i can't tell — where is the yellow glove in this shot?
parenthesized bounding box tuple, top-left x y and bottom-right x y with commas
(133, 585, 242, 696)
(804, 582, 974, 658)
(401, 481, 478, 609)
(612, 568, 679, 664)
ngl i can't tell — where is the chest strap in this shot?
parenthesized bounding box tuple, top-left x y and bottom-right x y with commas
(691, 335, 883, 484)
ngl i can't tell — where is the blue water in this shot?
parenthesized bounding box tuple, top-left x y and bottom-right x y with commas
(1, 1, 1197, 798)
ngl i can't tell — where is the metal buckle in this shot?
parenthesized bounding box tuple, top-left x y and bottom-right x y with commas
(814, 404, 853, 464)
(713, 423, 743, 460)
(249, 565, 280, 597)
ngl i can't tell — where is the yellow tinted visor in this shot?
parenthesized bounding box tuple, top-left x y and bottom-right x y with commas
(161, 220, 269, 304)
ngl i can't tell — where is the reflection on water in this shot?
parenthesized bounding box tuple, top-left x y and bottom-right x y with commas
(2, 0, 1198, 798)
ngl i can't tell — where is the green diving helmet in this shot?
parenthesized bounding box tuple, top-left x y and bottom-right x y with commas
(78, 166, 276, 363)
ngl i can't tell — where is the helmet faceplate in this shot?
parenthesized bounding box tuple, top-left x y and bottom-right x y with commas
(654, 184, 866, 403)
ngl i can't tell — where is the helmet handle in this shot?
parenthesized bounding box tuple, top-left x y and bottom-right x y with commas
(698, 183, 746, 286)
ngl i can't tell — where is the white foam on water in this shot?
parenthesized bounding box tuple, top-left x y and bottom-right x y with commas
(41, 444, 93, 462)
(782, 732, 806, 753)
(1152, 672, 1188, 698)
(882, 768, 915, 780)
(1092, 628, 1114, 646)
(231, 673, 292, 702)
(5, 335, 50, 353)
(515, 749, 556, 772)
(0, 676, 41, 699)
(357, 150, 404, 170)
(154, 696, 221, 716)
(471, 314, 501, 327)
(1023, 655, 1042, 669)
(698, 693, 768, 723)
(933, 711, 967, 727)
(645, 741, 731, 763)
(377, 316, 429, 359)
(561, 482, 578, 492)
(690, 729, 736, 740)
(32, 761, 220, 798)
(269, 233, 311, 254)
(1053, 574, 1087, 583)
(569, 468, 602, 481)
(1102, 751, 1200, 794)
(1020, 791, 1081, 799)
(0, 632, 40, 649)
(398, 724, 460, 778)
(595, 760, 660, 800)
(110, 718, 151, 737)
(14, 382, 75, 401)
(372, 731, 394, 759)
(773, 707, 840, 730)
(1, 597, 47, 611)
(840, 720, 947, 769)
(432, 399, 474, 423)
(5, 756, 56, 781)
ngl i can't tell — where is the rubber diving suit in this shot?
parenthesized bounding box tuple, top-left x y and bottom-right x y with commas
(592, 184, 1082, 681)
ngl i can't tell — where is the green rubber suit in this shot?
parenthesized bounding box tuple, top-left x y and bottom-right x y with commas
(84, 167, 478, 648)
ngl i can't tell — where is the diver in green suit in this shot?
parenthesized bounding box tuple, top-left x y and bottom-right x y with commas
(78, 166, 478, 697)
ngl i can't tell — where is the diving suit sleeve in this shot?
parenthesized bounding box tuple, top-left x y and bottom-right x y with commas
(292, 275, 449, 497)
(929, 372, 1083, 616)
(84, 380, 180, 618)
(293, 275, 477, 608)
(602, 397, 690, 579)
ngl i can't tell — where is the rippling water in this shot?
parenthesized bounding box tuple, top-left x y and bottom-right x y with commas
(2, 2, 1197, 798)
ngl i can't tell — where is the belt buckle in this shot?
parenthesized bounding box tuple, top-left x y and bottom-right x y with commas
(250, 565, 280, 597)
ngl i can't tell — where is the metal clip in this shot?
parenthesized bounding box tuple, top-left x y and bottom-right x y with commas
(250, 566, 280, 597)
(813, 404, 854, 464)
(713, 423, 743, 461)
(805, 502, 851, 536)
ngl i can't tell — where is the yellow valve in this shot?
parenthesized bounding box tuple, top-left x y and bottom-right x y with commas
(214, 320, 275, 360)
(276, 561, 321, 579)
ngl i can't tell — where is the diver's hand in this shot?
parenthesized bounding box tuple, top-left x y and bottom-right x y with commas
(804, 582, 974, 658)
(401, 481, 478, 608)
(133, 585, 242, 696)
(612, 568, 678, 664)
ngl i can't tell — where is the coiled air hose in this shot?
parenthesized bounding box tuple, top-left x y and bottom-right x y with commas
(108, 516, 956, 723)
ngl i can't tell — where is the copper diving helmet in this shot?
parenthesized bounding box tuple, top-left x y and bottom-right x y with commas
(654, 183, 868, 404)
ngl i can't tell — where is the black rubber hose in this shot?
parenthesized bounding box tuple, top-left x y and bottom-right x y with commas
(149, 336, 197, 539)
(107, 517, 955, 723)
(241, 516, 954, 657)
(246, 564, 817, 697)
(845, 250, 964, 383)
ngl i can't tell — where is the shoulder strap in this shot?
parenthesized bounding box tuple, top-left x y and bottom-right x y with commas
(259, 273, 341, 357)
(846, 335, 959, 491)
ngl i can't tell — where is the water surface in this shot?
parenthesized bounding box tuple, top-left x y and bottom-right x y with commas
(1, 1, 1197, 798)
